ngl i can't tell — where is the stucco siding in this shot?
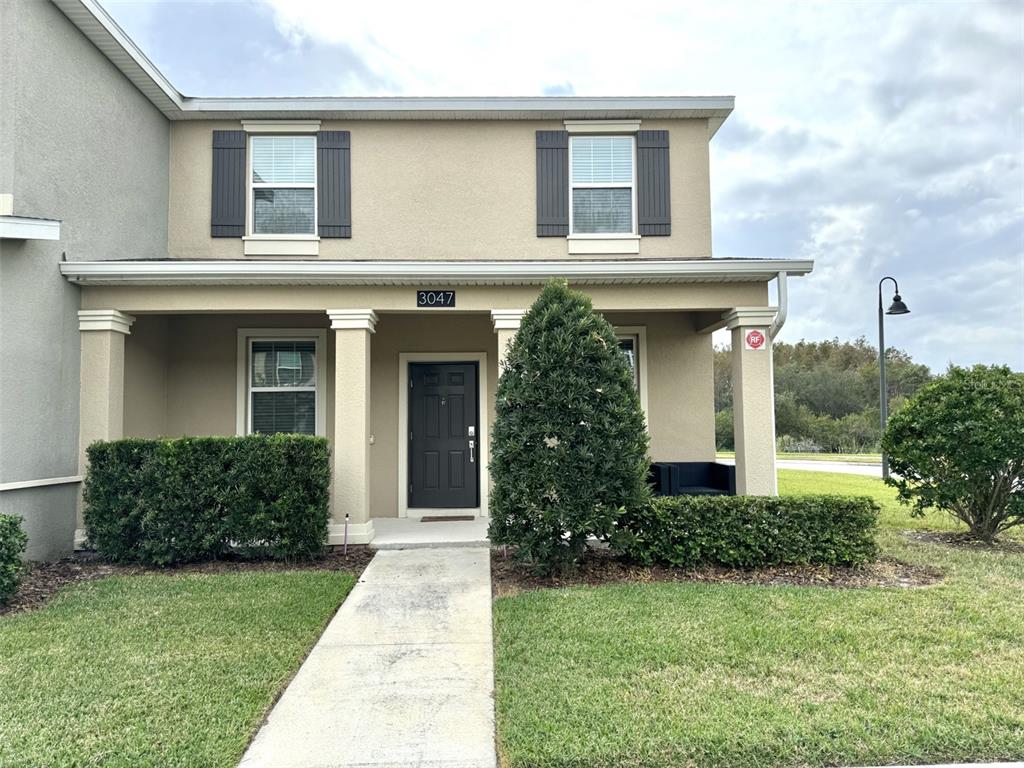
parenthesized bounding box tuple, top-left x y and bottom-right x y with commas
(168, 119, 712, 261)
(0, 484, 78, 561)
(0, 0, 170, 559)
(604, 312, 715, 462)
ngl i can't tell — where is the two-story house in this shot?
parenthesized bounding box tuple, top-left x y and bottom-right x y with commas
(1, 0, 812, 558)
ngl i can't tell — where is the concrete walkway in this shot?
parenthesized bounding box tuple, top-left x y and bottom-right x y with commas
(240, 548, 496, 768)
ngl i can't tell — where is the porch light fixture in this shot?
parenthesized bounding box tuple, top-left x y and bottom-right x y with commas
(878, 276, 910, 479)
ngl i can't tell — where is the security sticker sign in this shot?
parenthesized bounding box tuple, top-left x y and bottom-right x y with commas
(744, 329, 767, 350)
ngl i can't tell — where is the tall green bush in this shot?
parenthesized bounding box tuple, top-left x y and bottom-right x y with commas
(614, 495, 879, 568)
(883, 365, 1023, 541)
(489, 280, 650, 574)
(84, 435, 330, 565)
(0, 514, 28, 604)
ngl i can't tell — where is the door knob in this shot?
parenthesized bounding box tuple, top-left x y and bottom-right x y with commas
(469, 439, 475, 463)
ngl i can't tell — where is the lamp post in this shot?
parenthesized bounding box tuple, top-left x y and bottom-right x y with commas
(878, 276, 910, 479)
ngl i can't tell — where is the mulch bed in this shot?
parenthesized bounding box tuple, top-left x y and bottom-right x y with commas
(903, 529, 1024, 554)
(0, 545, 375, 617)
(491, 547, 943, 597)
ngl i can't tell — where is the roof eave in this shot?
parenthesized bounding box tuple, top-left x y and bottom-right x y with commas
(60, 258, 813, 287)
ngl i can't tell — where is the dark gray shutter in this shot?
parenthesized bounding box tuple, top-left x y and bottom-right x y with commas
(211, 130, 246, 237)
(637, 130, 671, 236)
(536, 130, 569, 236)
(317, 130, 351, 238)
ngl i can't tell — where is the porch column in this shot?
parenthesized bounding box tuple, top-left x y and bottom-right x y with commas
(327, 309, 377, 544)
(77, 310, 135, 538)
(724, 308, 778, 495)
(491, 309, 526, 368)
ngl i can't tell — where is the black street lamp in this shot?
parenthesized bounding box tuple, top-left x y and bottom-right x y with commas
(878, 276, 910, 479)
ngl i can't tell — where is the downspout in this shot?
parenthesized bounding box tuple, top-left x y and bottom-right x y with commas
(769, 271, 788, 339)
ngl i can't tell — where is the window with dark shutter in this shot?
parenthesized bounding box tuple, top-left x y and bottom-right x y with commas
(210, 130, 246, 237)
(536, 130, 569, 236)
(636, 130, 671, 236)
(317, 130, 351, 238)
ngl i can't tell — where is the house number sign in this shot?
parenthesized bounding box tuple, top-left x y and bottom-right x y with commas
(416, 290, 455, 308)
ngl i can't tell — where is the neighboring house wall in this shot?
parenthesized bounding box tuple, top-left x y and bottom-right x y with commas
(167, 119, 713, 261)
(0, 0, 169, 559)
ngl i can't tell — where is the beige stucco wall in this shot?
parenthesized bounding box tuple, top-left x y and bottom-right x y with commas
(120, 306, 717, 518)
(124, 315, 169, 438)
(604, 312, 715, 463)
(167, 119, 712, 261)
(82, 281, 768, 314)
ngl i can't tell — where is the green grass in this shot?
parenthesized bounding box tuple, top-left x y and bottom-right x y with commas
(717, 451, 882, 464)
(0, 570, 355, 768)
(493, 470, 1024, 768)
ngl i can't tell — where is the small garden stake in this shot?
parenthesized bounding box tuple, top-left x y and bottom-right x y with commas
(343, 512, 349, 555)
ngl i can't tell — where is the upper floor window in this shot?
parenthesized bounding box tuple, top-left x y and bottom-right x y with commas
(569, 136, 636, 235)
(249, 136, 316, 235)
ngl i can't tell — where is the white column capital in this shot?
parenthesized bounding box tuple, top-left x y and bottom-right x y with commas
(78, 309, 135, 334)
(491, 309, 526, 331)
(327, 309, 378, 333)
(722, 307, 777, 331)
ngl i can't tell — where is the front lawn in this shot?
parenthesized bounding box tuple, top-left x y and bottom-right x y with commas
(493, 470, 1024, 768)
(0, 570, 355, 768)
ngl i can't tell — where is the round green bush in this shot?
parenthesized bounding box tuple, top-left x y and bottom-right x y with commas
(882, 365, 1023, 541)
(488, 280, 650, 574)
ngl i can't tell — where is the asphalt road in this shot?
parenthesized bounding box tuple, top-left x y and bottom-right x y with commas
(718, 457, 882, 477)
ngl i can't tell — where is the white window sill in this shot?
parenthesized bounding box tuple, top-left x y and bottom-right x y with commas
(243, 235, 320, 257)
(567, 235, 640, 255)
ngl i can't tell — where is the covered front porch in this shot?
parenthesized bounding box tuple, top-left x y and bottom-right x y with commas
(65, 259, 811, 547)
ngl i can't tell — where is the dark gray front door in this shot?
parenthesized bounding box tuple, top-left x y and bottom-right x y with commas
(409, 362, 479, 508)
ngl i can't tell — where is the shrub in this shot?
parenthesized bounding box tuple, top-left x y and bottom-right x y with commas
(882, 365, 1024, 541)
(0, 514, 28, 604)
(614, 495, 879, 568)
(84, 435, 330, 565)
(489, 280, 650, 574)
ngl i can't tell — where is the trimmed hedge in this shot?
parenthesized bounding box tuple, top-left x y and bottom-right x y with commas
(84, 435, 330, 565)
(0, 514, 28, 604)
(614, 495, 879, 568)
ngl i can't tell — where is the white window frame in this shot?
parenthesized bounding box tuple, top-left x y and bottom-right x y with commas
(235, 328, 327, 437)
(245, 134, 319, 240)
(568, 135, 638, 238)
(614, 325, 649, 417)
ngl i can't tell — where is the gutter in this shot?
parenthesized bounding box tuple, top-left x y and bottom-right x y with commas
(59, 258, 815, 287)
(769, 271, 789, 339)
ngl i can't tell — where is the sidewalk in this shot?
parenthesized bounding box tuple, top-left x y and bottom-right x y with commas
(239, 548, 496, 768)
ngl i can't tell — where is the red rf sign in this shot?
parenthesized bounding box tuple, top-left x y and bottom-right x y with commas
(745, 329, 766, 350)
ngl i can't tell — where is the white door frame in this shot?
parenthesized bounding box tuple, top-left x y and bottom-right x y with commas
(397, 352, 489, 519)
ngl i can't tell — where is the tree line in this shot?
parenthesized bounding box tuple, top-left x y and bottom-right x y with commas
(715, 337, 933, 453)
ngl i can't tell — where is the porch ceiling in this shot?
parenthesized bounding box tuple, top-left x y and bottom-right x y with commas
(60, 258, 813, 287)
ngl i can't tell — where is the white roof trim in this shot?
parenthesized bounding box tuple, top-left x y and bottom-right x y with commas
(49, 2, 734, 131)
(0, 216, 61, 241)
(60, 259, 813, 287)
(51, 0, 184, 113)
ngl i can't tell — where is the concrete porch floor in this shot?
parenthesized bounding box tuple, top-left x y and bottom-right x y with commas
(369, 517, 490, 550)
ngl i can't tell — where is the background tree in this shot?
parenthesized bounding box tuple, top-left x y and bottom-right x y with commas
(882, 365, 1024, 541)
(714, 336, 932, 453)
(489, 280, 650, 574)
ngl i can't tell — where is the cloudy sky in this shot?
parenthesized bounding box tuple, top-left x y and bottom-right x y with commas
(103, 0, 1023, 372)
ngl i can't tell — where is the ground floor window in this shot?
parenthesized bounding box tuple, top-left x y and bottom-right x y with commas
(237, 329, 327, 436)
(614, 326, 648, 415)
(617, 334, 640, 389)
